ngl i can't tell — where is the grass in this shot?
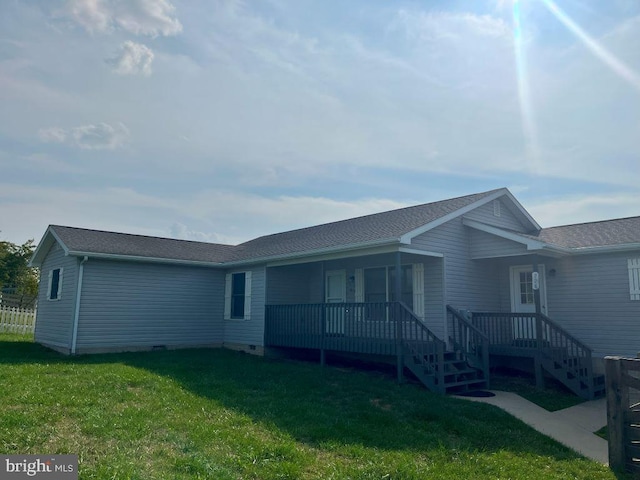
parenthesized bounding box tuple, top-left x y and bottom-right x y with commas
(595, 426, 609, 440)
(0, 334, 620, 479)
(489, 368, 586, 412)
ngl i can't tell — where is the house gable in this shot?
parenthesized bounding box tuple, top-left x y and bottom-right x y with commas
(399, 188, 540, 244)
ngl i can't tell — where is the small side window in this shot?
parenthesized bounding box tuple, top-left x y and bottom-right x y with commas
(48, 268, 63, 301)
(224, 271, 252, 320)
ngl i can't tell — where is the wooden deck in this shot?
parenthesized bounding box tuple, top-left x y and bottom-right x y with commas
(265, 303, 603, 399)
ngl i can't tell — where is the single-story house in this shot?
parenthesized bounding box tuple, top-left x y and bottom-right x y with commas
(29, 188, 640, 398)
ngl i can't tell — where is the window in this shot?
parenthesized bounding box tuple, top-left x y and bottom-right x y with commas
(47, 268, 63, 301)
(225, 271, 252, 320)
(363, 265, 413, 309)
(231, 272, 246, 318)
(629, 259, 640, 301)
(519, 271, 534, 305)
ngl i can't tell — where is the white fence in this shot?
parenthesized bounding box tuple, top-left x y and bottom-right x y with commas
(0, 306, 36, 334)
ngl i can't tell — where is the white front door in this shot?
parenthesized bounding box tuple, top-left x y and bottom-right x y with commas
(325, 270, 346, 334)
(510, 265, 547, 314)
(510, 265, 547, 339)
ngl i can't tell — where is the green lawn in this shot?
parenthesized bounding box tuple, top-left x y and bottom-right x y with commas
(0, 334, 618, 479)
(489, 368, 585, 412)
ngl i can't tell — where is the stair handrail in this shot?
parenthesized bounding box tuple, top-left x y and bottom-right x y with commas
(537, 312, 592, 355)
(446, 305, 490, 388)
(396, 301, 446, 393)
(537, 312, 594, 395)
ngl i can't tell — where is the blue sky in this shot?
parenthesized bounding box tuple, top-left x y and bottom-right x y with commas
(1, 0, 639, 245)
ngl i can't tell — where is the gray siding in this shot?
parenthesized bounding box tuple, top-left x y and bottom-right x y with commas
(412, 218, 501, 313)
(423, 257, 445, 338)
(76, 259, 224, 350)
(495, 252, 640, 358)
(464, 199, 530, 232)
(266, 264, 314, 304)
(34, 242, 78, 352)
(224, 266, 266, 346)
(543, 252, 640, 358)
(470, 230, 529, 259)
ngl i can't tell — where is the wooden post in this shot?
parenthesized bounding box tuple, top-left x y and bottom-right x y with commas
(320, 262, 326, 367)
(532, 260, 545, 389)
(395, 251, 404, 383)
(606, 356, 627, 472)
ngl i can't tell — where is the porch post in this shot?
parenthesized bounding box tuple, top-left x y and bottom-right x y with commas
(320, 262, 326, 368)
(395, 251, 404, 383)
(532, 258, 545, 389)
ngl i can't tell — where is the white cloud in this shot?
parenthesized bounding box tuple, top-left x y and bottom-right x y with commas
(39, 122, 130, 150)
(0, 182, 411, 246)
(169, 223, 232, 244)
(62, 0, 182, 37)
(108, 41, 154, 75)
(38, 127, 67, 143)
(529, 193, 640, 227)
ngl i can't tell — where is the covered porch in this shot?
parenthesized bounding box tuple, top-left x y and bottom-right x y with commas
(262, 245, 604, 399)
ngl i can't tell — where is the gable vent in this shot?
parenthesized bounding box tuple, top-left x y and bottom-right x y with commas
(493, 200, 501, 217)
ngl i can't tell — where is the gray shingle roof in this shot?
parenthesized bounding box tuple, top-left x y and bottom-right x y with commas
(40, 190, 640, 266)
(234, 189, 501, 260)
(537, 216, 640, 249)
(51, 225, 237, 263)
(44, 189, 501, 264)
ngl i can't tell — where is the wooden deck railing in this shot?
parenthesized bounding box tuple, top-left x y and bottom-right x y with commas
(397, 302, 446, 391)
(472, 311, 594, 394)
(264, 302, 445, 367)
(446, 306, 490, 388)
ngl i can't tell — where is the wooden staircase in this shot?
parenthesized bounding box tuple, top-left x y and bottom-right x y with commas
(401, 305, 489, 394)
(404, 349, 489, 394)
(540, 354, 605, 399)
(471, 309, 604, 400)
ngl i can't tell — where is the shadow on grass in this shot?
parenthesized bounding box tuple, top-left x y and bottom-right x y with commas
(0, 338, 620, 475)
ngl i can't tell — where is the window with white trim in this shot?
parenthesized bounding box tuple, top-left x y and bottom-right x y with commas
(47, 268, 63, 301)
(356, 264, 425, 319)
(628, 259, 640, 301)
(224, 271, 252, 319)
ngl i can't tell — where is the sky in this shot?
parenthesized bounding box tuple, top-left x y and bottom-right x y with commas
(1, 0, 639, 246)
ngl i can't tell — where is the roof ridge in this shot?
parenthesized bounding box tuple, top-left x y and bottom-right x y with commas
(239, 188, 504, 245)
(50, 225, 236, 248)
(542, 215, 640, 230)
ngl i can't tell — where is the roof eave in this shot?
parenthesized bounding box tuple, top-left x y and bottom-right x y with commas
(570, 243, 640, 255)
(29, 226, 70, 267)
(462, 218, 570, 255)
(224, 237, 402, 267)
(66, 251, 226, 268)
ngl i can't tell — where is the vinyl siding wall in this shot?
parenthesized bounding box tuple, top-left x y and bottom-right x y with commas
(223, 266, 266, 347)
(470, 230, 530, 259)
(494, 251, 640, 358)
(412, 218, 501, 314)
(34, 242, 78, 352)
(539, 252, 640, 358)
(464, 199, 532, 232)
(76, 259, 224, 351)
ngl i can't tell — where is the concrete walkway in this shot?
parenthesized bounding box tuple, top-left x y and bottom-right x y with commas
(455, 391, 609, 464)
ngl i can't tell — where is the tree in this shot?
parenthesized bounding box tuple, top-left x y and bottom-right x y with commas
(0, 238, 39, 308)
